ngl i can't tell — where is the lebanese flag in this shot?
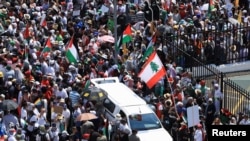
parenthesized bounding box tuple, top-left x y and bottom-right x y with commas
(66, 36, 78, 63)
(122, 24, 132, 44)
(40, 13, 47, 27)
(138, 52, 166, 89)
(41, 37, 52, 57)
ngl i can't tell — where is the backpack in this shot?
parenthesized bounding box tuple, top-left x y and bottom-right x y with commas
(39, 132, 49, 141)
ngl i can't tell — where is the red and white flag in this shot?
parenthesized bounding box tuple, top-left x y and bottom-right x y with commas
(138, 52, 166, 89)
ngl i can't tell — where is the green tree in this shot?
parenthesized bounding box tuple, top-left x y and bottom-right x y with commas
(150, 62, 159, 73)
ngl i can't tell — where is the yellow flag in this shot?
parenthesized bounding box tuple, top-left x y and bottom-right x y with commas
(237, 10, 242, 23)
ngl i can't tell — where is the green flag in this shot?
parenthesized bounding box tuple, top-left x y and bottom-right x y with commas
(107, 19, 114, 32)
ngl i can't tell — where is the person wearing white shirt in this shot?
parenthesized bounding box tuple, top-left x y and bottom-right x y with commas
(7, 128, 16, 141)
(37, 108, 47, 126)
(60, 12, 67, 29)
(117, 1, 126, 14)
(55, 87, 68, 99)
(20, 106, 28, 121)
(46, 65, 55, 76)
(41, 59, 48, 75)
(194, 124, 203, 141)
(49, 123, 60, 141)
(239, 115, 250, 125)
(214, 84, 223, 115)
(119, 119, 131, 141)
(62, 104, 71, 129)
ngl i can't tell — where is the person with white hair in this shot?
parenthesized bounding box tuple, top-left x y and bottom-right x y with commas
(229, 117, 237, 125)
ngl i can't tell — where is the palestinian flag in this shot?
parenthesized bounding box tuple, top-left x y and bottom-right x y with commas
(141, 35, 156, 62)
(122, 24, 132, 44)
(41, 37, 52, 58)
(40, 13, 47, 27)
(115, 36, 122, 53)
(66, 36, 78, 64)
(138, 52, 166, 89)
(207, 0, 215, 18)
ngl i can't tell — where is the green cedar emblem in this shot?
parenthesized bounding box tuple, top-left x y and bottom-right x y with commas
(150, 62, 159, 73)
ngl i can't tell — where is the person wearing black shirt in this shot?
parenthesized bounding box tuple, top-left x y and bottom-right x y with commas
(70, 126, 81, 141)
(88, 126, 99, 141)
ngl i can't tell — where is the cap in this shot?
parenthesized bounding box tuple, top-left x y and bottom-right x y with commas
(177, 101, 183, 106)
(208, 98, 213, 102)
(115, 114, 122, 120)
(51, 122, 56, 127)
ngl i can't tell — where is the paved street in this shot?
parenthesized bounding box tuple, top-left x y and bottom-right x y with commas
(227, 75, 250, 114)
(229, 75, 250, 92)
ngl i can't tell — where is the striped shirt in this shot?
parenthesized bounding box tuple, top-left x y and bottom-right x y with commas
(69, 91, 80, 106)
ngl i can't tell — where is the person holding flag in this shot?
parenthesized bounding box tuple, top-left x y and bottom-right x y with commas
(65, 35, 79, 64)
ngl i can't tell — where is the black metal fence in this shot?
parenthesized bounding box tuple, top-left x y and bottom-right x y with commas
(162, 23, 250, 115)
(170, 45, 250, 114)
(162, 22, 250, 67)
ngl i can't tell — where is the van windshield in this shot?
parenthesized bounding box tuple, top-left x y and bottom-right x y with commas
(128, 113, 162, 131)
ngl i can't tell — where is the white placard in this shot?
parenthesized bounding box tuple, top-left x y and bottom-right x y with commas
(73, 10, 81, 16)
(187, 105, 200, 128)
(100, 5, 109, 13)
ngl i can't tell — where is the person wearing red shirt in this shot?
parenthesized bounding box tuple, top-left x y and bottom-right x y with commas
(179, 4, 186, 19)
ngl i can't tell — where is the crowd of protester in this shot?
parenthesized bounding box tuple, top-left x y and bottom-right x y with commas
(0, 0, 249, 141)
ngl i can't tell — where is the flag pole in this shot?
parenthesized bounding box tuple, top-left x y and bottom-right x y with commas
(114, 0, 118, 64)
(165, 72, 180, 120)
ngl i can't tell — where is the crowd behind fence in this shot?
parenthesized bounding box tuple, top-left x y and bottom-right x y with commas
(161, 22, 250, 68)
(165, 28, 250, 115)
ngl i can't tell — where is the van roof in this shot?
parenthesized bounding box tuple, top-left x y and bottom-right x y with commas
(97, 83, 147, 107)
(122, 104, 154, 115)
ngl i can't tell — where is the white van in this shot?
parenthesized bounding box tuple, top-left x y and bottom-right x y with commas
(91, 77, 173, 141)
